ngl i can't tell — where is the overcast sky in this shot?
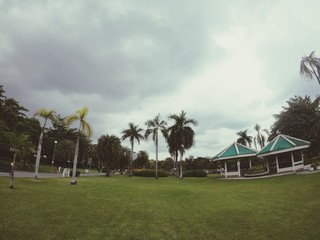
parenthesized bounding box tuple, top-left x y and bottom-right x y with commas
(1, 0, 319, 160)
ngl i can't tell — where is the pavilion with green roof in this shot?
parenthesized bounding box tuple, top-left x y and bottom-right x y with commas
(213, 142, 257, 178)
(257, 134, 310, 174)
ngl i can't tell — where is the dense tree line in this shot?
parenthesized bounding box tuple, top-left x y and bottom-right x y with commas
(2, 83, 320, 183)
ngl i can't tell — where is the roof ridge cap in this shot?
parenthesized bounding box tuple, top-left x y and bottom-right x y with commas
(270, 135, 280, 151)
(282, 135, 296, 146)
(234, 142, 239, 154)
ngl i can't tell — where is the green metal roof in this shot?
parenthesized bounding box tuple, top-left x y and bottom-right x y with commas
(213, 142, 257, 161)
(257, 134, 310, 157)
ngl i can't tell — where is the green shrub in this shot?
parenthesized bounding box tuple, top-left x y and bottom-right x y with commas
(183, 170, 207, 177)
(246, 166, 267, 174)
(132, 169, 168, 177)
(70, 169, 81, 177)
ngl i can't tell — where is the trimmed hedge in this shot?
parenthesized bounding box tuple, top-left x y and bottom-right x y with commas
(246, 166, 267, 174)
(132, 169, 168, 177)
(183, 170, 207, 177)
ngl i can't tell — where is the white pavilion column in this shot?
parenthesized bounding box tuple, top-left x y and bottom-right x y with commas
(249, 159, 252, 168)
(275, 155, 279, 173)
(237, 160, 241, 177)
(291, 152, 295, 172)
(224, 161, 228, 178)
(301, 152, 304, 165)
(266, 158, 270, 172)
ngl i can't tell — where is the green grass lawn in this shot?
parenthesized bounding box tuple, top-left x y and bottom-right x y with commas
(1, 173, 319, 240)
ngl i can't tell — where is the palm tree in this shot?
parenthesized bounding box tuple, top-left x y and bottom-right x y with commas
(167, 131, 179, 176)
(97, 135, 121, 176)
(253, 124, 269, 150)
(300, 51, 320, 84)
(145, 114, 167, 179)
(34, 108, 57, 179)
(236, 129, 252, 147)
(167, 110, 197, 179)
(5, 132, 31, 189)
(121, 122, 144, 177)
(65, 107, 92, 185)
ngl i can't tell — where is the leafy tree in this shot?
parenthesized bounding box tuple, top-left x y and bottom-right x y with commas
(167, 110, 197, 179)
(5, 132, 31, 189)
(88, 143, 98, 170)
(0, 86, 28, 132)
(65, 107, 92, 185)
(270, 95, 320, 155)
(158, 157, 174, 172)
(97, 135, 121, 176)
(134, 150, 149, 169)
(0, 85, 38, 156)
(253, 124, 269, 150)
(236, 129, 252, 147)
(119, 146, 131, 174)
(34, 108, 57, 179)
(300, 51, 320, 85)
(145, 114, 167, 179)
(121, 122, 144, 177)
(55, 140, 75, 168)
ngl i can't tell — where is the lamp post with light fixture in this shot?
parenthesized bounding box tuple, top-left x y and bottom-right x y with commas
(52, 140, 57, 172)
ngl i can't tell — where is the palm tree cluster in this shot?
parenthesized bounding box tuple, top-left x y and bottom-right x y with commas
(121, 110, 197, 179)
(236, 123, 269, 150)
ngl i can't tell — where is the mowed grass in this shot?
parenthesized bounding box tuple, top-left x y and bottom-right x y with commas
(0, 173, 320, 240)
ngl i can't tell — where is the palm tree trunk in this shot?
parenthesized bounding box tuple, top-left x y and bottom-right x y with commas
(155, 136, 158, 179)
(71, 132, 80, 185)
(34, 130, 44, 179)
(129, 141, 133, 177)
(179, 152, 183, 179)
(175, 151, 179, 178)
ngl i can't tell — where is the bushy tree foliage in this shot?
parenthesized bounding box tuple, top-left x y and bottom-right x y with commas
(270, 95, 320, 155)
(0, 85, 40, 161)
(134, 150, 149, 169)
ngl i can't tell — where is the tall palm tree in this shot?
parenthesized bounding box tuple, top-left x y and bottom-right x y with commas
(65, 107, 92, 185)
(34, 108, 57, 179)
(167, 131, 179, 176)
(145, 114, 167, 179)
(97, 135, 121, 176)
(236, 129, 252, 147)
(253, 124, 269, 150)
(168, 110, 197, 179)
(300, 51, 320, 85)
(121, 122, 144, 177)
(5, 132, 31, 189)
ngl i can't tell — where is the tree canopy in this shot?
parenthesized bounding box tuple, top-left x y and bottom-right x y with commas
(270, 95, 320, 155)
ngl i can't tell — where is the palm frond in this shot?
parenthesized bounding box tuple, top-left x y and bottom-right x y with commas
(65, 114, 79, 127)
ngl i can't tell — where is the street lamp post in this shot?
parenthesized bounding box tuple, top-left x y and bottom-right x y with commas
(52, 140, 57, 173)
(9, 147, 15, 189)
